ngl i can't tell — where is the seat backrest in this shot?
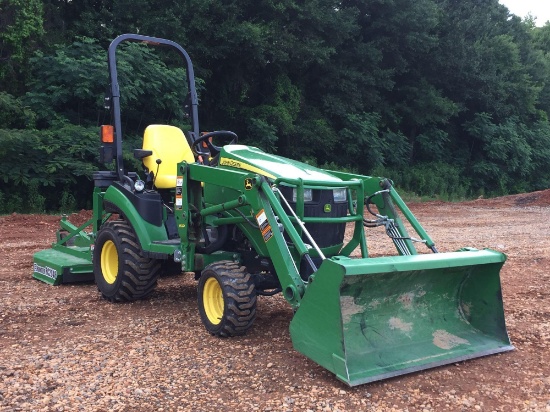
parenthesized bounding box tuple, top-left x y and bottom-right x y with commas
(142, 125, 195, 189)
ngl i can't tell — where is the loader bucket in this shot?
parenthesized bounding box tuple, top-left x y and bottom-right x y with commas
(289, 249, 513, 386)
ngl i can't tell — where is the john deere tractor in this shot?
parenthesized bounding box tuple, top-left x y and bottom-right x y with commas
(33, 34, 513, 386)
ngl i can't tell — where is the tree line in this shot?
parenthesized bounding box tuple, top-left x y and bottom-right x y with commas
(1, 0, 550, 212)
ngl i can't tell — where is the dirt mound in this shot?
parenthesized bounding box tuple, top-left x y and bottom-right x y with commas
(464, 189, 550, 208)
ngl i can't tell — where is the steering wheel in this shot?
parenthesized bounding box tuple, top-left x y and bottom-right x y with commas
(192, 130, 238, 158)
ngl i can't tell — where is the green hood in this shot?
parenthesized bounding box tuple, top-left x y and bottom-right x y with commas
(219, 145, 342, 182)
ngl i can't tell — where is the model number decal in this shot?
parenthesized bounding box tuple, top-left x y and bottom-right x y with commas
(33, 263, 58, 280)
(220, 158, 242, 168)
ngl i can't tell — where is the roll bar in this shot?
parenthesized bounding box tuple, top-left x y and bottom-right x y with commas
(107, 34, 200, 181)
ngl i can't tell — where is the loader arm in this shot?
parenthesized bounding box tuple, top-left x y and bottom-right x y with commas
(181, 162, 399, 309)
(182, 162, 311, 307)
(183, 162, 444, 308)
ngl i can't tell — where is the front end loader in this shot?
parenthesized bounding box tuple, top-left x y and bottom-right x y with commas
(33, 34, 513, 386)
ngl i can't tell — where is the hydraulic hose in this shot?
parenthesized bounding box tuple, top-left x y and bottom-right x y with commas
(364, 187, 428, 255)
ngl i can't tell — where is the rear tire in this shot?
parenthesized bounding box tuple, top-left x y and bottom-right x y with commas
(197, 261, 257, 337)
(93, 220, 161, 302)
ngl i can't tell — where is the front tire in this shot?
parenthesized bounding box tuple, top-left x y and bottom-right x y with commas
(197, 261, 257, 337)
(93, 220, 161, 302)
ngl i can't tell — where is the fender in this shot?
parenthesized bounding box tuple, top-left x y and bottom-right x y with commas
(103, 183, 175, 255)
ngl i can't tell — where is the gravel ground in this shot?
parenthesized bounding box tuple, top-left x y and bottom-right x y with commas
(0, 190, 549, 411)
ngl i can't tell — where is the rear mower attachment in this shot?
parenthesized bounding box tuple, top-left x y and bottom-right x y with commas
(33, 215, 95, 285)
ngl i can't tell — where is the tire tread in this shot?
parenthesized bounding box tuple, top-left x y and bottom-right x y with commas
(198, 260, 257, 337)
(94, 220, 161, 302)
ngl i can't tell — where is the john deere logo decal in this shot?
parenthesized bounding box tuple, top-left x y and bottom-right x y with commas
(324, 204, 332, 213)
(244, 178, 253, 190)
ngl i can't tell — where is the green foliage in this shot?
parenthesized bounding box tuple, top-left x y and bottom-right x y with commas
(247, 74, 302, 143)
(24, 38, 107, 126)
(287, 111, 339, 161)
(27, 180, 46, 213)
(525, 120, 550, 190)
(25, 38, 191, 131)
(470, 34, 539, 120)
(0, 192, 23, 214)
(2, 0, 550, 212)
(59, 190, 77, 213)
(340, 112, 386, 171)
(0, 0, 44, 60)
(247, 118, 278, 153)
(464, 113, 535, 194)
(0, 0, 44, 93)
(114, 43, 191, 131)
(0, 92, 36, 129)
(319, 161, 358, 176)
(337, 111, 412, 173)
(0, 124, 99, 210)
(415, 127, 451, 163)
(381, 162, 470, 201)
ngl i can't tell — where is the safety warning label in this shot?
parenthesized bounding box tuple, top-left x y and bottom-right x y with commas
(256, 209, 273, 242)
(175, 176, 183, 209)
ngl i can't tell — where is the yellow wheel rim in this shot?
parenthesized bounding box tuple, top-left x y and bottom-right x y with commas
(203, 277, 224, 325)
(101, 240, 119, 284)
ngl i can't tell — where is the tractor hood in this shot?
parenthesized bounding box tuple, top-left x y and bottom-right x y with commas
(218, 145, 342, 182)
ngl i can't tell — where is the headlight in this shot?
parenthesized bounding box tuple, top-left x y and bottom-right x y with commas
(134, 180, 145, 192)
(333, 188, 347, 203)
(292, 188, 313, 202)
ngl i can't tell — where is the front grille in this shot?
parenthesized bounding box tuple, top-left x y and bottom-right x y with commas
(278, 186, 347, 249)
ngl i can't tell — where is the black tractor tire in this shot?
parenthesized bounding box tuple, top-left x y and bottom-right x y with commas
(197, 261, 257, 337)
(93, 220, 161, 302)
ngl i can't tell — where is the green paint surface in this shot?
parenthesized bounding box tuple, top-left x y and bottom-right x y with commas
(290, 250, 513, 386)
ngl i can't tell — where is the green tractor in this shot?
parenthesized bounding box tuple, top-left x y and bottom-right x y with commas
(33, 34, 513, 386)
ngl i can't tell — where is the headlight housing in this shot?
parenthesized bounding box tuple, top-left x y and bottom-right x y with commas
(292, 188, 313, 202)
(333, 188, 347, 203)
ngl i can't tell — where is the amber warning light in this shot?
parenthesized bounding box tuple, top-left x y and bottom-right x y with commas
(101, 125, 114, 143)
